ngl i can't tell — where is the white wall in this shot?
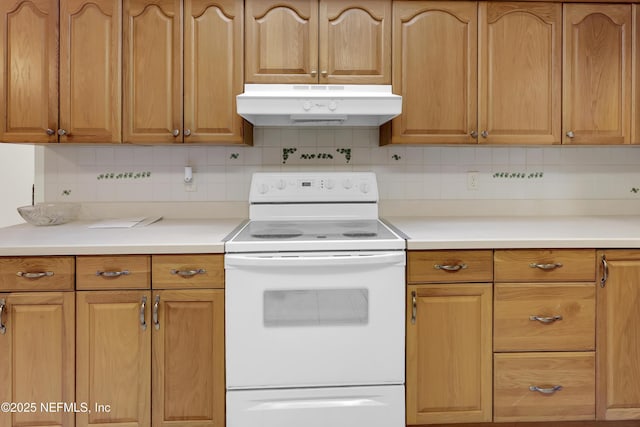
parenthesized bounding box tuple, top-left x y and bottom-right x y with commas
(0, 144, 35, 227)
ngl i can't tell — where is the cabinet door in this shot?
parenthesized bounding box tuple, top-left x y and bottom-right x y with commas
(563, 4, 631, 145)
(152, 290, 225, 427)
(60, 0, 122, 143)
(319, 0, 390, 84)
(245, 0, 318, 83)
(633, 5, 640, 144)
(406, 283, 492, 424)
(0, 292, 75, 427)
(184, 0, 245, 144)
(597, 250, 640, 420)
(479, 2, 561, 145)
(390, 1, 477, 144)
(123, 0, 182, 144)
(76, 291, 151, 427)
(0, 0, 58, 143)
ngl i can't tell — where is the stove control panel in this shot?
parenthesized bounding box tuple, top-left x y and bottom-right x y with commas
(249, 172, 379, 203)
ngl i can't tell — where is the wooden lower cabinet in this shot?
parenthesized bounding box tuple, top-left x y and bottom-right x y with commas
(597, 250, 640, 421)
(152, 289, 225, 427)
(76, 289, 225, 427)
(0, 292, 75, 427)
(406, 283, 493, 424)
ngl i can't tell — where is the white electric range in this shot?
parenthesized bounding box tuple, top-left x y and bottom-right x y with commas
(225, 172, 406, 427)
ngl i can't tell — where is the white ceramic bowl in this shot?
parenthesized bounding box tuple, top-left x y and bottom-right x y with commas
(17, 203, 80, 226)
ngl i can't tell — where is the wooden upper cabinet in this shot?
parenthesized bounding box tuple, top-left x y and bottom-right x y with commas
(60, 0, 122, 143)
(184, 0, 245, 144)
(123, 0, 182, 144)
(319, 0, 390, 84)
(633, 5, 640, 144)
(563, 4, 631, 145)
(0, 0, 58, 143)
(245, 0, 318, 83)
(390, 1, 477, 144)
(479, 2, 561, 144)
(245, 0, 389, 84)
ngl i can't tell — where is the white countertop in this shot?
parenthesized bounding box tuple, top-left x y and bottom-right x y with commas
(0, 218, 244, 256)
(386, 216, 640, 250)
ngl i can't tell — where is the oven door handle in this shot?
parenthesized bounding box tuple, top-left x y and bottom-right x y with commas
(225, 252, 405, 268)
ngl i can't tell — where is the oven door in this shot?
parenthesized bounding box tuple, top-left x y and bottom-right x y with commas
(225, 251, 405, 389)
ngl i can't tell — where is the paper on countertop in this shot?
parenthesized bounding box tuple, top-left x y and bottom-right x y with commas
(88, 216, 163, 229)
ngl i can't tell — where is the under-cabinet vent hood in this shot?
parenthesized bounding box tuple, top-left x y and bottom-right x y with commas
(236, 84, 402, 127)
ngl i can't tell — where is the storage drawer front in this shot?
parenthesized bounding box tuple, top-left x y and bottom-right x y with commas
(76, 255, 150, 290)
(408, 250, 493, 283)
(494, 249, 595, 282)
(152, 254, 224, 289)
(494, 283, 595, 351)
(0, 256, 74, 291)
(494, 352, 595, 422)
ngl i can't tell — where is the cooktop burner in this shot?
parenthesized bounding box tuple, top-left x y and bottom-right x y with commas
(251, 230, 304, 239)
(343, 232, 378, 238)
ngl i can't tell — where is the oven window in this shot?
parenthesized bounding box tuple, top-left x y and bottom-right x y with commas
(263, 289, 369, 327)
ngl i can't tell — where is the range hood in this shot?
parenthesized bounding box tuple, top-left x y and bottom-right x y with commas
(237, 84, 402, 127)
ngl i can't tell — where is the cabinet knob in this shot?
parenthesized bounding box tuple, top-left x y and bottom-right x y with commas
(481, 130, 489, 138)
(566, 130, 575, 138)
(470, 130, 478, 138)
(57, 129, 67, 136)
(321, 70, 328, 77)
(310, 70, 318, 77)
(184, 129, 191, 137)
(172, 129, 180, 137)
(46, 128, 55, 136)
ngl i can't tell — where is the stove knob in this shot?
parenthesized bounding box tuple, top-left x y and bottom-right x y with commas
(258, 183, 269, 194)
(276, 179, 287, 190)
(303, 101, 313, 111)
(326, 179, 335, 189)
(342, 179, 353, 189)
(328, 101, 337, 111)
(359, 183, 370, 194)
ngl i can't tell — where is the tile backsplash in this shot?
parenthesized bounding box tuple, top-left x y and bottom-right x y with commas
(42, 127, 640, 205)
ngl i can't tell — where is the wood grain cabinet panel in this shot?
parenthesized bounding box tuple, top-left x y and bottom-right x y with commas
(563, 4, 632, 144)
(406, 283, 492, 424)
(0, 292, 75, 427)
(60, 0, 122, 143)
(494, 282, 596, 352)
(633, 4, 640, 144)
(76, 255, 151, 290)
(479, 2, 561, 144)
(407, 250, 493, 284)
(76, 290, 151, 427)
(0, 0, 58, 143)
(152, 254, 224, 289)
(152, 289, 225, 427)
(494, 249, 596, 282)
(597, 250, 640, 420)
(0, 256, 75, 291)
(494, 352, 595, 422)
(389, 1, 477, 144)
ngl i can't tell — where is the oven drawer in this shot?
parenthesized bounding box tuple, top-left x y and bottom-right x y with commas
(408, 250, 493, 283)
(494, 352, 595, 422)
(494, 249, 596, 282)
(227, 385, 404, 427)
(494, 283, 595, 352)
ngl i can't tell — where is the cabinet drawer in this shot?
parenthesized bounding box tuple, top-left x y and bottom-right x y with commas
(494, 283, 595, 351)
(152, 254, 224, 289)
(0, 256, 74, 291)
(494, 352, 595, 422)
(408, 250, 493, 283)
(494, 249, 595, 282)
(76, 255, 150, 290)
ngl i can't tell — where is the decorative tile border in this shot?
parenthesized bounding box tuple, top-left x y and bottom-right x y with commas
(492, 171, 544, 179)
(97, 171, 151, 180)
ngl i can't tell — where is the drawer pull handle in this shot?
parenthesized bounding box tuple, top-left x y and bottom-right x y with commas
(529, 262, 563, 270)
(140, 296, 147, 331)
(529, 315, 563, 324)
(434, 263, 467, 272)
(529, 385, 562, 394)
(96, 270, 130, 278)
(16, 271, 54, 279)
(600, 254, 608, 288)
(0, 299, 5, 335)
(170, 268, 206, 277)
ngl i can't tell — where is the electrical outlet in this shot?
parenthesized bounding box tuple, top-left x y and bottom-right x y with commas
(184, 182, 197, 192)
(467, 171, 479, 190)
